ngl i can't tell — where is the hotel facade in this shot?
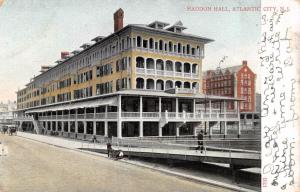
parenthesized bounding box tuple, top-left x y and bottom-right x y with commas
(15, 9, 243, 139)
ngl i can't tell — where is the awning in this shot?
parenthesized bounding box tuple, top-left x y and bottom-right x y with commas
(25, 96, 118, 113)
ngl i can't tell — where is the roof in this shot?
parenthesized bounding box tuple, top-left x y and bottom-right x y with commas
(147, 21, 170, 28)
(129, 24, 213, 43)
(27, 23, 214, 84)
(17, 89, 244, 112)
(203, 65, 243, 78)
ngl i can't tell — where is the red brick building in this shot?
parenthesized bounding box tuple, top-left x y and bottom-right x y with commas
(203, 61, 256, 112)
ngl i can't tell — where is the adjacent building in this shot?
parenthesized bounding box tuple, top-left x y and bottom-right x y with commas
(15, 9, 243, 139)
(202, 61, 256, 112)
(0, 101, 16, 127)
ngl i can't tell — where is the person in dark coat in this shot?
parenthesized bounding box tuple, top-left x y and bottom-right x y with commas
(107, 143, 112, 157)
(196, 130, 204, 153)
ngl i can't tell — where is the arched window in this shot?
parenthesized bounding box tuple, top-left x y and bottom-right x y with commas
(149, 38, 154, 49)
(137, 36, 142, 47)
(191, 48, 195, 55)
(165, 80, 173, 89)
(136, 57, 145, 68)
(146, 58, 155, 69)
(184, 63, 191, 73)
(187, 44, 190, 54)
(178, 43, 182, 53)
(168, 42, 173, 52)
(136, 78, 144, 89)
(146, 79, 155, 89)
(184, 82, 191, 89)
(159, 40, 163, 51)
(156, 79, 164, 90)
(156, 59, 164, 70)
(175, 62, 182, 72)
(197, 46, 200, 56)
(192, 64, 198, 74)
(175, 81, 182, 88)
(166, 60, 173, 71)
(192, 82, 199, 89)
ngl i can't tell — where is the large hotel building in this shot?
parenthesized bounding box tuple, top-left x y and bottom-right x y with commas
(15, 9, 243, 139)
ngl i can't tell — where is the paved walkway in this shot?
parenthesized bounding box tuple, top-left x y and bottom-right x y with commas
(0, 133, 234, 192)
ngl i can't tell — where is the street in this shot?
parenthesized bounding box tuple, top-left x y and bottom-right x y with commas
(0, 134, 233, 192)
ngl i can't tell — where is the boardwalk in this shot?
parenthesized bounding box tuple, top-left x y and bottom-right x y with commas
(0, 134, 234, 192)
(15, 132, 261, 167)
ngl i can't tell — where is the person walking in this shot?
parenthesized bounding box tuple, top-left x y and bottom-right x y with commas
(196, 130, 204, 153)
(106, 142, 112, 158)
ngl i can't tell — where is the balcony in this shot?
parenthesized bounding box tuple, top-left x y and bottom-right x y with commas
(136, 67, 198, 79)
(37, 111, 239, 122)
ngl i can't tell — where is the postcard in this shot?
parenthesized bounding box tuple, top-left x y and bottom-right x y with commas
(0, 0, 299, 192)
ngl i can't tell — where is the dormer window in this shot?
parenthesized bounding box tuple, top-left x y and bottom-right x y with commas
(147, 21, 169, 29)
(166, 21, 187, 33)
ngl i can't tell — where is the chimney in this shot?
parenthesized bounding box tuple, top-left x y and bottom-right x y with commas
(242, 60, 247, 66)
(114, 8, 124, 32)
(61, 51, 70, 59)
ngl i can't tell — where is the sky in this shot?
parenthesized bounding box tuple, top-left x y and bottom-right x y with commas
(0, 0, 261, 102)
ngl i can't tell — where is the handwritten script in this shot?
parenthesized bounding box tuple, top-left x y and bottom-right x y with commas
(260, 5, 298, 191)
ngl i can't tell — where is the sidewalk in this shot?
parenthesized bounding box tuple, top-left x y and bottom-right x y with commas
(16, 132, 259, 192)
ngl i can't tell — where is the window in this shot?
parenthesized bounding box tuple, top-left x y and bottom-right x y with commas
(143, 40, 148, 48)
(191, 48, 195, 55)
(137, 36, 142, 47)
(159, 40, 163, 51)
(149, 38, 154, 49)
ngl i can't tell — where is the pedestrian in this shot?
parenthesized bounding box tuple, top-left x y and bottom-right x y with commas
(196, 130, 204, 153)
(107, 142, 112, 158)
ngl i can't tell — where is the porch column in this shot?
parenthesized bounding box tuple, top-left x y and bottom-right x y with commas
(173, 62, 176, 78)
(176, 98, 179, 118)
(176, 123, 180, 137)
(104, 105, 108, 137)
(105, 105, 108, 119)
(209, 122, 212, 137)
(83, 121, 87, 134)
(140, 96, 143, 118)
(68, 110, 71, 132)
(224, 121, 227, 136)
(159, 125, 162, 137)
(68, 121, 70, 133)
(193, 99, 196, 118)
(56, 112, 58, 131)
(193, 123, 197, 136)
(159, 97, 162, 118)
(55, 121, 58, 131)
(139, 121, 143, 137)
(75, 109, 78, 133)
(104, 121, 108, 137)
(117, 95, 122, 138)
(61, 121, 64, 133)
(75, 121, 78, 133)
(93, 121, 96, 135)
